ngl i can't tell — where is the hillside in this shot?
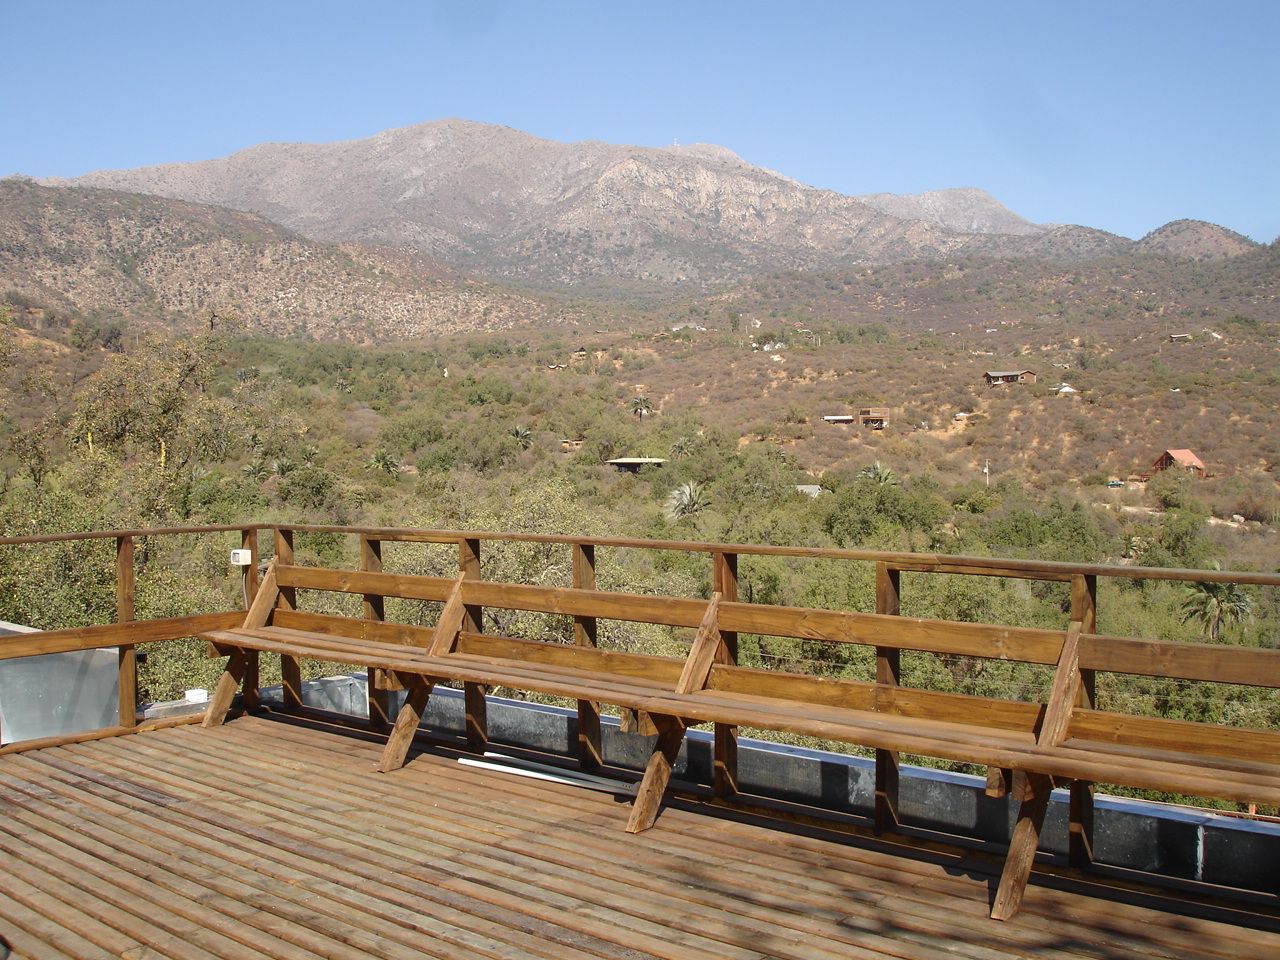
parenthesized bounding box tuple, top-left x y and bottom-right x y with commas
(0, 179, 574, 339)
(40, 118, 1207, 290)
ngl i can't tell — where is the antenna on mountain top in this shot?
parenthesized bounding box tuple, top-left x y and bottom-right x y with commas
(672, 139, 680, 147)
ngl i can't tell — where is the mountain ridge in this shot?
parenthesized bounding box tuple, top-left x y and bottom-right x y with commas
(41, 118, 1229, 288)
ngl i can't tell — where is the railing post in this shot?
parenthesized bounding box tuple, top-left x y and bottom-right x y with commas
(459, 537, 488, 752)
(713, 551, 739, 796)
(572, 542, 603, 771)
(116, 535, 137, 728)
(874, 562, 901, 831)
(361, 534, 393, 731)
(274, 527, 302, 709)
(240, 527, 260, 712)
(1068, 573, 1098, 867)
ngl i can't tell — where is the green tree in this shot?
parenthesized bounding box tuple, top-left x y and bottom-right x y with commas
(510, 425, 533, 450)
(630, 395, 654, 423)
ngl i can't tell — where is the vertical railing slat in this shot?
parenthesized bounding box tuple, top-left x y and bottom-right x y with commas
(361, 534, 392, 731)
(874, 562, 901, 831)
(573, 542, 602, 771)
(240, 527, 260, 712)
(116, 535, 137, 728)
(1069, 573, 1098, 867)
(713, 551, 739, 796)
(459, 537, 488, 752)
(274, 527, 302, 709)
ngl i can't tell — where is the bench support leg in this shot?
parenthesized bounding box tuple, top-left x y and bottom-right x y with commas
(378, 677, 435, 773)
(577, 699, 603, 772)
(714, 723, 738, 796)
(991, 772, 1052, 920)
(203, 651, 252, 728)
(626, 716, 687, 834)
(1069, 780, 1095, 867)
(464, 682, 488, 753)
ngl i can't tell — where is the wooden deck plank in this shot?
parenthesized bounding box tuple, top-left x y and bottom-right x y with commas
(218, 719, 1272, 960)
(2, 718, 1276, 960)
(163, 720, 1273, 960)
(228, 719, 1280, 960)
(115, 727, 985, 960)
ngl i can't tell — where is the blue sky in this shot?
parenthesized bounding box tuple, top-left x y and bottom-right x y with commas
(2, 1, 1277, 241)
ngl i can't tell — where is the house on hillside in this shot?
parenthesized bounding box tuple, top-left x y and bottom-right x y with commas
(1055, 383, 1078, 395)
(859, 407, 889, 430)
(1152, 448, 1207, 478)
(821, 415, 855, 424)
(984, 370, 1037, 387)
(606, 457, 666, 473)
(569, 347, 590, 366)
(1169, 333, 1193, 343)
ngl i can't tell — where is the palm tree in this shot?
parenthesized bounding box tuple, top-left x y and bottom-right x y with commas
(241, 459, 270, 482)
(859, 460, 898, 486)
(367, 450, 399, 476)
(665, 480, 710, 525)
(631, 395, 654, 423)
(669, 436, 697, 458)
(1181, 565, 1253, 641)
(510, 425, 533, 450)
(271, 457, 297, 477)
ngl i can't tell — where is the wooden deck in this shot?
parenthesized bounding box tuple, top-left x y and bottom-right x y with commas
(1, 716, 1276, 960)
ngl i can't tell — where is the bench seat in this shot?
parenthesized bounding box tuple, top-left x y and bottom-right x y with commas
(204, 624, 684, 710)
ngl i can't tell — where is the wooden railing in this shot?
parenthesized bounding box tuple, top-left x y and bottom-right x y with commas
(3, 523, 1278, 846)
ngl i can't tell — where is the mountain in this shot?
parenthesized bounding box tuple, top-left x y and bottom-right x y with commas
(0, 179, 570, 339)
(1136, 219, 1259, 260)
(46, 119, 1149, 289)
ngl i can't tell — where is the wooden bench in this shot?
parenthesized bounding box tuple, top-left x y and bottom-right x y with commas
(201, 558, 1280, 920)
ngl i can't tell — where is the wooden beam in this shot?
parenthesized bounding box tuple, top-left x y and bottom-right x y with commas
(377, 677, 435, 772)
(459, 538, 487, 753)
(1069, 574, 1097, 868)
(1039, 621, 1084, 747)
(874, 562, 901, 832)
(0, 612, 244, 661)
(115, 536, 137, 729)
(427, 576, 467, 656)
(991, 772, 1053, 920)
(713, 551, 739, 797)
(675, 593, 724, 694)
(215, 559, 279, 723)
(274, 528, 301, 709)
(361, 535, 392, 732)
(572, 542, 602, 772)
(239, 528, 260, 712)
(626, 714, 687, 833)
(201, 651, 252, 728)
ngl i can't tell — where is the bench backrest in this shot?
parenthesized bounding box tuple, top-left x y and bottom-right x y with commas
(269, 562, 1280, 764)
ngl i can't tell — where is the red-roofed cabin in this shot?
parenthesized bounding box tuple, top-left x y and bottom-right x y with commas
(1153, 448, 1207, 478)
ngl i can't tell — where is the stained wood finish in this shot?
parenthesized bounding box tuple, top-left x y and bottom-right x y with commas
(712, 551, 739, 797)
(459, 538, 488, 754)
(991, 773, 1054, 921)
(626, 714, 688, 834)
(4, 719, 1274, 960)
(378, 677, 435, 772)
(874, 561, 901, 832)
(675, 593, 724, 694)
(0, 612, 244, 661)
(274, 529, 301, 711)
(239, 528, 260, 712)
(1039, 622, 1084, 747)
(116, 535, 138, 729)
(572, 543, 602, 772)
(360, 535, 392, 731)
